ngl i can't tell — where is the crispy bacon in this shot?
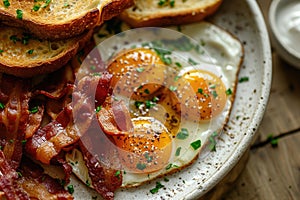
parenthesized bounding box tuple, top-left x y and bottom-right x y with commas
(17, 157, 73, 200)
(0, 151, 29, 200)
(97, 100, 133, 135)
(0, 75, 31, 169)
(26, 73, 112, 164)
(79, 123, 122, 200)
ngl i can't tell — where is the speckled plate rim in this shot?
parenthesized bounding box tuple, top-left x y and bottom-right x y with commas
(186, 0, 272, 198)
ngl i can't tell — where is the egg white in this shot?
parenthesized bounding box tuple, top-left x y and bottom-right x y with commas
(66, 21, 243, 190)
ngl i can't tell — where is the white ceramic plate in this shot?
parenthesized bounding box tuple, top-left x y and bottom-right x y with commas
(66, 0, 272, 199)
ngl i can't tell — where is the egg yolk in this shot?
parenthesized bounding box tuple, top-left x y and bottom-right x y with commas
(113, 117, 172, 173)
(107, 48, 166, 100)
(173, 69, 227, 121)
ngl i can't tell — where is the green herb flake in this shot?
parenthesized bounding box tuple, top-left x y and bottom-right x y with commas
(170, 0, 175, 7)
(175, 62, 182, 68)
(136, 163, 147, 170)
(90, 65, 96, 70)
(27, 49, 34, 54)
(165, 163, 178, 170)
(32, 4, 41, 11)
(239, 77, 249, 83)
(16, 9, 23, 20)
(145, 100, 156, 109)
(211, 90, 218, 98)
(92, 196, 98, 200)
(21, 139, 27, 145)
(175, 147, 181, 156)
(9, 139, 14, 143)
(95, 106, 102, 113)
(134, 101, 143, 109)
(176, 128, 189, 140)
(226, 88, 233, 95)
(144, 89, 150, 94)
(85, 180, 91, 187)
(174, 75, 181, 81)
(136, 67, 145, 73)
(198, 88, 204, 94)
(17, 171, 22, 177)
(41, 0, 51, 8)
(150, 182, 164, 194)
(169, 85, 177, 92)
(164, 177, 169, 182)
(0, 102, 5, 109)
(63, 2, 69, 7)
(267, 134, 279, 148)
(67, 185, 74, 194)
(190, 140, 201, 150)
(188, 58, 198, 65)
(114, 170, 121, 178)
(158, 0, 166, 6)
(208, 132, 218, 152)
(10, 35, 19, 43)
(0, 49, 3, 53)
(29, 106, 38, 114)
(152, 96, 159, 102)
(3, 0, 10, 8)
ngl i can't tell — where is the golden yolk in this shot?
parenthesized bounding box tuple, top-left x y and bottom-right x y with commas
(113, 117, 172, 173)
(107, 48, 166, 100)
(171, 69, 227, 121)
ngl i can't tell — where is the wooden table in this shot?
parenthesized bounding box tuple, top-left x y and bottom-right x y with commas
(222, 0, 300, 199)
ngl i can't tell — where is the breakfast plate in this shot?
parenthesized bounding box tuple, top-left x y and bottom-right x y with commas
(61, 0, 272, 199)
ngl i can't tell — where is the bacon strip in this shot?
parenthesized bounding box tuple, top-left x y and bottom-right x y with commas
(26, 73, 112, 164)
(97, 100, 133, 135)
(17, 157, 73, 200)
(79, 123, 122, 200)
(0, 151, 29, 200)
(0, 75, 31, 169)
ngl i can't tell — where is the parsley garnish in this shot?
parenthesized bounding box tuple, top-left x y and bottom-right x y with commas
(16, 9, 23, 20)
(239, 77, 249, 83)
(114, 170, 121, 178)
(17, 171, 22, 177)
(175, 147, 181, 156)
(136, 163, 147, 170)
(21, 139, 27, 145)
(267, 134, 279, 148)
(191, 140, 201, 150)
(188, 58, 198, 65)
(136, 67, 145, 73)
(85, 180, 91, 187)
(41, 0, 51, 8)
(208, 132, 218, 151)
(32, 4, 41, 11)
(27, 49, 34, 54)
(226, 88, 233, 95)
(0, 49, 3, 53)
(29, 106, 38, 114)
(150, 182, 164, 194)
(95, 106, 102, 113)
(3, 0, 10, 8)
(169, 85, 177, 91)
(176, 128, 189, 140)
(10, 35, 19, 43)
(0, 102, 5, 109)
(165, 163, 178, 170)
(67, 185, 74, 194)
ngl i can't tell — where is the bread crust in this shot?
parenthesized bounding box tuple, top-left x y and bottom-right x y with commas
(120, 0, 223, 27)
(0, 29, 93, 78)
(0, 0, 134, 40)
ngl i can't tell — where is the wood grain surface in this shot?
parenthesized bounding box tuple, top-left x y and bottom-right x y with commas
(222, 0, 300, 199)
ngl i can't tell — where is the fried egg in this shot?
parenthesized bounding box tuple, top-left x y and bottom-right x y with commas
(66, 21, 243, 190)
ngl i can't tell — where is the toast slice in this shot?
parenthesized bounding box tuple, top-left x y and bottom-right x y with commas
(120, 0, 223, 27)
(0, 0, 134, 40)
(0, 25, 92, 78)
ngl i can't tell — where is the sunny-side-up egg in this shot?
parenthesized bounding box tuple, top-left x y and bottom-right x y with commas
(65, 23, 243, 191)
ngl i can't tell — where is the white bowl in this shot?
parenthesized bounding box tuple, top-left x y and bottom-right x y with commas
(269, 0, 300, 68)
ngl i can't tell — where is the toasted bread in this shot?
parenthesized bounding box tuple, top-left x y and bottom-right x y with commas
(0, 26, 92, 78)
(0, 0, 134, 40)
(120, 0, 223, 27)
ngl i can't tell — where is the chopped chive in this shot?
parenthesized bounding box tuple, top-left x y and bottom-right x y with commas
(95, 106, 102, 113)
(136, 163, 147, 170)
(175, 62, 182, 68)
(3, 0, 10, 8)
(150, 182, 164, 194)
(29, 106, 38, 114)
(27, 49, 34, 54)
(17, 171, 22, 177)
(32, 4, 41, 11)
(85, 180, 91, 187)
(16, 9, 23, 20)
(208, 132, 218, 152)
(21, 139, 27, 145)
(175, 147, 181, 156)
(226, 88, 233, 95)
(176, 128, 189, 140)
(144, 89, 150, 94)
(41, 0, 51, 8)
(136, 67, 145, 73)
(169, 85, 177, 91)
(164, 177, 169, 182)
(67, 185, 74, 194)
(239, 77, 249, 83)
(114, 170, 121, 178)
(170, 0, 175, 7)
(190, 140, 201, 150)
(0, 102, 5, 109)
(188, 58, 198, 65)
